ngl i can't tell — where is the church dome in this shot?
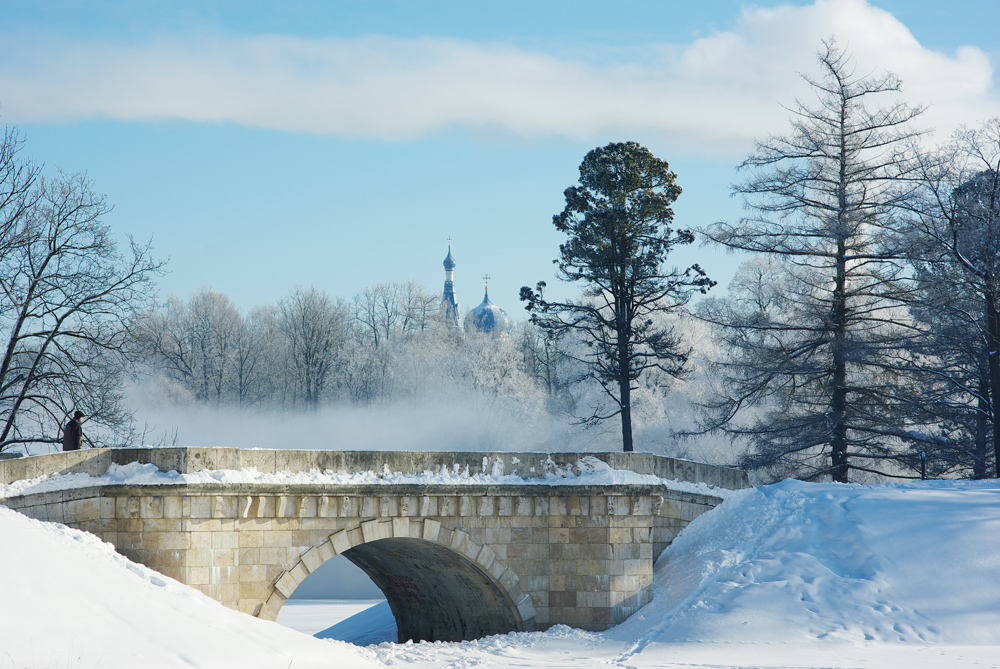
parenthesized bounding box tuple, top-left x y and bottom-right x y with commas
(443, 247, 456, 270)
(464, 289, 511, 334)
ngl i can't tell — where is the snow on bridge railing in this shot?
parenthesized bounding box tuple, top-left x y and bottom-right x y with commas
(0, 448, 748, 497)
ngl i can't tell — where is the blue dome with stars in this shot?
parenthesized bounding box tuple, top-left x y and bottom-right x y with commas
(464, 288, 511, 334)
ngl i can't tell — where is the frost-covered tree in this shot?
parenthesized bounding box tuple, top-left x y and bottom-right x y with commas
(902, 118, 1000, 477)
(900, 255, 992, 478)
(278, 286, 351, 410)
(522, 141, 713, 452)
(346, 281, 441, 404)
(700, 41, 925, 482)
(353, 280, 439, 350)
(140, 289, 244, 406)
(515, 322, 577, 416)
(231, 305, 283, 409)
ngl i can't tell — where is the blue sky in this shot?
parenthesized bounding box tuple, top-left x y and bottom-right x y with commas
(2, 0, 999, 314)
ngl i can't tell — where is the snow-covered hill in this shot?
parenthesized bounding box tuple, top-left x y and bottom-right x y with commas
(0, 506, 378, 669)
(3, 478, 1000, 668)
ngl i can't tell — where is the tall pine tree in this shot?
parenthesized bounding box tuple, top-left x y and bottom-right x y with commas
(521, 141, 712, 452)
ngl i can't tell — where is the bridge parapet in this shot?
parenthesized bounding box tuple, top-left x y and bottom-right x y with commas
(0, 447, 748, 490)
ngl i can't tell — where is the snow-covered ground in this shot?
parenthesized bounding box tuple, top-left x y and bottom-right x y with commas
(3, 477, 1000, 668)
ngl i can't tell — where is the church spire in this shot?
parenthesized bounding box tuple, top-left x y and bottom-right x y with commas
(442, 239, 460, 328)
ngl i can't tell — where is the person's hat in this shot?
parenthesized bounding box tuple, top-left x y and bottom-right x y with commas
(73, 410, 85, 419)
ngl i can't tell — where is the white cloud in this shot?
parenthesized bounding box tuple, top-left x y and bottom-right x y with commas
(0, 0, 995, 152)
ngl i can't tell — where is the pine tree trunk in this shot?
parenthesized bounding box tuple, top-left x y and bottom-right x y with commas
(618, 313, 634, 453)
(620, 383, 634, 453)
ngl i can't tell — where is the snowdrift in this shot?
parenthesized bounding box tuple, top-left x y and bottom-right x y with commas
(614, 478, 1000, 646)
(0, 506, 377, 669)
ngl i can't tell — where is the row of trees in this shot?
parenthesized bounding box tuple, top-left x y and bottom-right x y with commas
(694, 41, 1000, 482)
(521, 40, 1000, 483)
(137, 283, 562, 418)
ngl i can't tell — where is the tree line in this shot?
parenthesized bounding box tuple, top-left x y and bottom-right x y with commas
(525, 40, 1000, 482)
(135, 282, 556, 417)
(696, 41, 1000, 482)
(5, 39, 1000, 484)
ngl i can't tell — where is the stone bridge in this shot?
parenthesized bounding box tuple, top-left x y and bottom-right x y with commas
(0, 448, 746, 642)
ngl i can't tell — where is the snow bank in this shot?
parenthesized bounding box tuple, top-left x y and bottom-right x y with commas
(0, 506, 377, 669)
(603, 478, 1000, 665)
(0, 455, 732, 499)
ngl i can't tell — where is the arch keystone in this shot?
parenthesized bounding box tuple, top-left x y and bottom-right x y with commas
(392, 517, 410, 537)
(261, 590, 285, 621)
(498, 567, 519, 591)
(450, 529, 477, 560)
(289, 563, 309, 583)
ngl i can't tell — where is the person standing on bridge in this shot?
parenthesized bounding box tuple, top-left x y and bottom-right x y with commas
(62, 411, 85, 451)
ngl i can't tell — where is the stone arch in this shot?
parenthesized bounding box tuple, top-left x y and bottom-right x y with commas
(257, 517, 537, 642)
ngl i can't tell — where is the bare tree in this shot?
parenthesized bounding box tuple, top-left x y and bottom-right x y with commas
(188, 290, 242, 404)
(279, 286, 350, 410)
(140, 289, 241, 406)
(354, 282, 404, 350)
(0, 126, 39, 252)
(346, 280, 442, 404)
(0, 165, 162, 451)
(700, 41, 925, 482)
(398, 280, 440, 334)
(354, 280, 439, 349)
(230, 305, 281, 409)
(900, 254, 992, 478)
(902, 118, 1000, 477)
(518, 322, 575, 415)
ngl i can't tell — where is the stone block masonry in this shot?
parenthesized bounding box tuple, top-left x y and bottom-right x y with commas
(0, 449, 743, 642)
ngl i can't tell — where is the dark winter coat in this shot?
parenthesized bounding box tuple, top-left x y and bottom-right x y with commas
(62, 419, 82, 451)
